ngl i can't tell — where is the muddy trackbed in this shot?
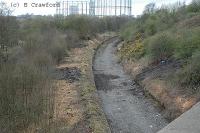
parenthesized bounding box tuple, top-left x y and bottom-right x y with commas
(93, 38, 168, 133)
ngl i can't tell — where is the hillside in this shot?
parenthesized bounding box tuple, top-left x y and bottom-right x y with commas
(119, 0, 200, 120)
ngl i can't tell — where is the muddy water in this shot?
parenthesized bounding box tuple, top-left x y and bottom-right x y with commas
(93, 38, 168, 133)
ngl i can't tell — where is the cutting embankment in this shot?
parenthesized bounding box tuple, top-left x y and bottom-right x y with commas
(119, 1, 200, 121)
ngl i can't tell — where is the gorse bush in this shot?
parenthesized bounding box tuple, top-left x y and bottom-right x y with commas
(120, 1, 199, 41)
(120, 1, 200, 61)
(174, 27, 200, 59)
(120, 7, 181, 40)
(120, 41, 145, 60)
(145, 32, 175, 63)
(120, 33, 145, 60)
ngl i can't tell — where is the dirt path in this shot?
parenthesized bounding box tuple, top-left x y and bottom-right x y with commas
(93, 38, 168, 133)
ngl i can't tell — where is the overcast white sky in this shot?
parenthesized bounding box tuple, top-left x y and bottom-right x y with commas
(3, 0, 192, 16)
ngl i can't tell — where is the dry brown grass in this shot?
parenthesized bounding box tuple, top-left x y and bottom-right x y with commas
(120, 57, 199, 121)
(43, 34, 113, 133)
(143, 79, 197, 120)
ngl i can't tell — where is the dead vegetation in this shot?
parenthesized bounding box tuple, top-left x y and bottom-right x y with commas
(52, 35, 112, 132)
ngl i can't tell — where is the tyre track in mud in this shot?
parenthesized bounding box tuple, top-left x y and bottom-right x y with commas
(93, 38, 168, 133)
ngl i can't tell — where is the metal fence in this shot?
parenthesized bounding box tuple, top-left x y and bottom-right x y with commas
(56, 0, 132, 17)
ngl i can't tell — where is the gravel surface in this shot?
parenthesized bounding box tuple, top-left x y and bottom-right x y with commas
(93, 38, 168, 133)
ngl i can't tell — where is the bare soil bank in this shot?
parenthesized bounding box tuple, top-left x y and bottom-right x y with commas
(121, 57, 200, 121)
